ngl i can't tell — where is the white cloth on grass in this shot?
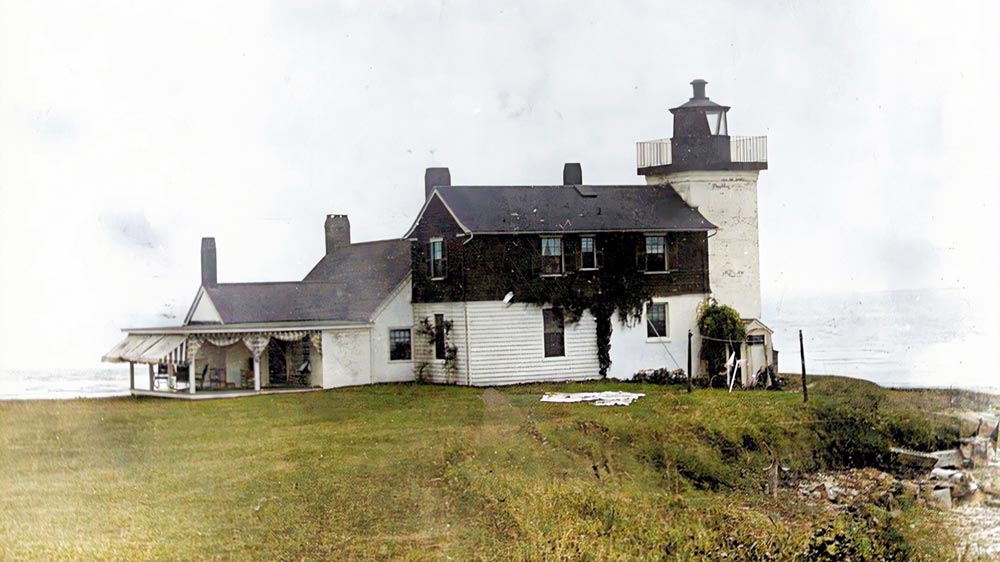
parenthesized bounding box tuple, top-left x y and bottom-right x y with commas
(540, 391, 645, 407)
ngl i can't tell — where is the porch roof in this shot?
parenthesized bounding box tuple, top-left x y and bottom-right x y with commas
(102, 334, 187, 364)
(125, 320, 371, 334)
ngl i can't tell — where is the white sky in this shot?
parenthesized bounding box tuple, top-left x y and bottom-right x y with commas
(1, 0, 998, 369)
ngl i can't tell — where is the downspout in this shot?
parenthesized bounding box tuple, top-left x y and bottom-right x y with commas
(462, 232, 474, 386)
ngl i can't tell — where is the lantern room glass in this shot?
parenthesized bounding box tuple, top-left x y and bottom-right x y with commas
(705, 110, 728, 136)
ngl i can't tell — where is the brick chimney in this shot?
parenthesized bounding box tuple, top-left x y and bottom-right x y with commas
(424, 167, 451, 200)
(201, 237, 217, 287)
(325, 214, 351, 255)
(563, 163, 582, 185)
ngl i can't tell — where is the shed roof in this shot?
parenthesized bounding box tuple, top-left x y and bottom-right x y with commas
(411, 185, 715, 236)
(196, 239, 410, 325)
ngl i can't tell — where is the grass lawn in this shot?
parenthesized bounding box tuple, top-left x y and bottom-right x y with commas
(0, 377, 993, 561)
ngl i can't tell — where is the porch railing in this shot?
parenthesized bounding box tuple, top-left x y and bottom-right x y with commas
(636, 135, 768, 168)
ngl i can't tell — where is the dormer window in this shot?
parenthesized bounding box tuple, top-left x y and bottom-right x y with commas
(705, 109, 727, 136)
(429, 239, 446, 279)
(541, 237, 564, 275)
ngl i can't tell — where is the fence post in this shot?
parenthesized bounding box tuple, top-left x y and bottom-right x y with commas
(687, 330, 693, 394)
(799, 329, 808, 403)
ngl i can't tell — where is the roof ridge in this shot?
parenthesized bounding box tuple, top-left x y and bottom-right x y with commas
(338, 238, 409, 248)
(441, 184, 656, 188)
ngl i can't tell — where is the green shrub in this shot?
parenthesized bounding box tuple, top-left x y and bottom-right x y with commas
(697, 299, 746, 383)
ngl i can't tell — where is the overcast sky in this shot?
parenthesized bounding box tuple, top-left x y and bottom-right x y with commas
(2, 0, 998, 370)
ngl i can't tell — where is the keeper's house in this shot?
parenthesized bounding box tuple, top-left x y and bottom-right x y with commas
(103, 79, 774, 397)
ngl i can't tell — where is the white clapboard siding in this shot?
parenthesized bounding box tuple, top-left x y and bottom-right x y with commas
(412, 302, 469, 385)
(465, 301, 600, 386)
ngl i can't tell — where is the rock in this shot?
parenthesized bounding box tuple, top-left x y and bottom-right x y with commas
(901, 481, 920, 499)
(929, 487, 953, 510)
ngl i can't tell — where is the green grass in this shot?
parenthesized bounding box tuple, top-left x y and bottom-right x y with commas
(0, 377, 994, 561)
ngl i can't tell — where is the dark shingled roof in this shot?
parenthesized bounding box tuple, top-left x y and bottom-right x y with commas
(200, 239, 410, 324)
(431, 185, 716, 234)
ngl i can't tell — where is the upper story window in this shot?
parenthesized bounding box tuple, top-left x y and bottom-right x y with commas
(541, 237, 563, 275)
(644, 235, 667, 272)
(542, 308, 565, 357)
(646, 302, 669, 339)
(580, 236, 597, 270)
(429, 239, 446, 279)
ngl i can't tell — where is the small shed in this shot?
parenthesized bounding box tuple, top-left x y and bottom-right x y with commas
(741, 318, 775, 387)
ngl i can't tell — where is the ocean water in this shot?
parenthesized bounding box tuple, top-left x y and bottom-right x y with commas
(765, 287, 999, 393)
(1, 288, 997, 400)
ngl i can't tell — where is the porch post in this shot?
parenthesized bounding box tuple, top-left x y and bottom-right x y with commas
(253, 357, 261, 391)
(189, 356, 197, 395)
(148, 364, 154, 390)
(129, 362, 135, 390)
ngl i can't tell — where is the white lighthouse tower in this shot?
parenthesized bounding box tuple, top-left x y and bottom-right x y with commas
(637, 79, 768, 321)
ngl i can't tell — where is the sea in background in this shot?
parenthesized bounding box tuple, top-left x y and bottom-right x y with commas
(1, 287, 997, 400)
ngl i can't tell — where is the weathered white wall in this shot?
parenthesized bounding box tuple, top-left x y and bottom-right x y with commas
(187, 290, 222, 323)
(195, 343, 224, 379)
(192, 342, 251, 387)
(320, 329, 372, 388)
(224, 343, 251, 385)
(415, 300, 600, 386)
(308, 345, 323, 387)
(412, 302, 469, 384)
(608, 293, 705, 379)
(646, 170, 762, 319)
(465, 301, 600, 386)
(371, 279, 416, 384)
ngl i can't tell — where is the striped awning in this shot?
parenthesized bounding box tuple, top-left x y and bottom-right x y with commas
(102, 334, 187, 364)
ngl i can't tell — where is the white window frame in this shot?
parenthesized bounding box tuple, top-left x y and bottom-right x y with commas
(643, 233, 669, 274)
(579, 235, 598, 271)
(429, 238, 446, 280)
(387, 327, 413, 363)
(540, 236, 564, 277)
(644, 300, 670, 342)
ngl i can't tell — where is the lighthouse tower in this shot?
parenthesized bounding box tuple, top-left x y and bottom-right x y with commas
(637, 79, 768, 320)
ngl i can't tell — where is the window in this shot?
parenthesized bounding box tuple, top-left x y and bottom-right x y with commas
(645, 235, 667, 271)
(705, 109, 728, 136)
(646, 302, 668, 339)
(389, 329, 412, 361)
(429, 239, 446, 279)
(580, 236, 597, 270)
(543, 308, 565, 357)
(434, 314, 446, 360)
(541, 237, 563, 275)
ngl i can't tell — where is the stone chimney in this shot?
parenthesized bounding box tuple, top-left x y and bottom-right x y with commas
(325, 214, 351, 255)
(424, 167, 451, 200)
(201, 237, 217, 287)
(563, 163, 582, 185)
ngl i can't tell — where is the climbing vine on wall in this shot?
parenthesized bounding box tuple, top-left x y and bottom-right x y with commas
(515, 271, 654, 377)
(414, 316, 459, 384)
(697, 298, 746, 383)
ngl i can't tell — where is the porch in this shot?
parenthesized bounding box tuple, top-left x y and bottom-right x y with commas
(130, 387, 319, 400)
(103, 328, 325, 399)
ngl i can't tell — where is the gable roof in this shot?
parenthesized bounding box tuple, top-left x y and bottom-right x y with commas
(406, 185, 715, 236)
(303, 238, 410, 284)
(193, 239, 410, 325)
